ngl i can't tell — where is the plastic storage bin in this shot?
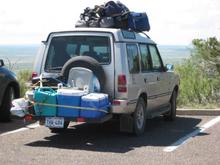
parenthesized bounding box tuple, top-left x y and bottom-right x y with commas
(57, 88, 87, 117)
(34, 87, 57, 116)
(67, 67, 100, 92)
(80, 93, 109, 118)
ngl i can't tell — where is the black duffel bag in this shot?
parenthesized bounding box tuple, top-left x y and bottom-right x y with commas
(104, 1, 129, 17)
(113, 12, 129, 29)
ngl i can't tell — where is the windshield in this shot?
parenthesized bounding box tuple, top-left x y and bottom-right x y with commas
(45, 36, 111, 72)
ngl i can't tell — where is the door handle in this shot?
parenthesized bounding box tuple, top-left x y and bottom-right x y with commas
(157, 77, 160, 81)
(144, 78, 147, 83)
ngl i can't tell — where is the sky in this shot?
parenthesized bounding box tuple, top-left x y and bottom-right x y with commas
(0, 0, 220, 45)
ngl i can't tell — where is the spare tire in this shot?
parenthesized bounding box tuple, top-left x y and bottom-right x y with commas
(61, 56, 106, 91)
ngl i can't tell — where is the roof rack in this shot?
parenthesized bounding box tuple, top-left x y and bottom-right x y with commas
(127, 29, 150, 39)
(138, 31, 150, 39)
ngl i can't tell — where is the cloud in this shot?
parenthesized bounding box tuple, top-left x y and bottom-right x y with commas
(0, 20, 23, 26)
(0, 0, 220, 45)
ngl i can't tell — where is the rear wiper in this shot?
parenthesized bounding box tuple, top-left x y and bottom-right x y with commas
(45, 66, 63, 72)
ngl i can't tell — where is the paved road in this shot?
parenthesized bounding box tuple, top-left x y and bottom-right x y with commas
(0, 116, 220, 165)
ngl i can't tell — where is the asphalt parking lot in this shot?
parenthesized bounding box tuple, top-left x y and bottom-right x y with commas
(0, 115, 220, 165)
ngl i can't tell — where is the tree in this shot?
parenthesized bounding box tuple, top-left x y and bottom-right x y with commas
(192, 37, 220, 76)
(176, 37, 220, 106)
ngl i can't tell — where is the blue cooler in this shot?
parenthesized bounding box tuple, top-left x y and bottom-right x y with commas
(80, 93, 109, 119)
(34, 87, 57, 116)
(57, 89, 87, 117)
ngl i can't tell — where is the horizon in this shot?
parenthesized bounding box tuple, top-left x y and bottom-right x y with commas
(0, 43, 191, 47)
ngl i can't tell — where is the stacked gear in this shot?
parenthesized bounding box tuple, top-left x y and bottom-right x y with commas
(75, 1, 150, 32)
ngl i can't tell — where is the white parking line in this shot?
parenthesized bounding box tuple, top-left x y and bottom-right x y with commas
(163, 116, 220, 152)
(0, 122, 40, 137)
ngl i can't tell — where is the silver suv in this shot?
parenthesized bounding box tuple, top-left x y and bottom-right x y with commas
(32, 28, 179, 135)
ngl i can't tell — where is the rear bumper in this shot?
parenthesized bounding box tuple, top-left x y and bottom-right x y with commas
(111, 99, 136, 114)
(32, 114, 113, 124)
(28, 99, 136, 124)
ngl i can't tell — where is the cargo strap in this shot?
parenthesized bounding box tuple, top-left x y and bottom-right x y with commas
(33, 102, 109, 113)
(30, 80, 59, 89)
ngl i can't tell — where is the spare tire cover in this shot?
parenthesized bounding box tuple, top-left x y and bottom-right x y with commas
(61, 56, 106, 91)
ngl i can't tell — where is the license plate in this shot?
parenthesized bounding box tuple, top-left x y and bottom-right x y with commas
(45, 117, 64, 128)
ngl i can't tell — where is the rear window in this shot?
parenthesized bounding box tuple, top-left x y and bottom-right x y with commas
(45, 36, 111, 72)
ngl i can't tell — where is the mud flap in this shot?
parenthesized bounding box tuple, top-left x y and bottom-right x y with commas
(120, 114, 133, 133)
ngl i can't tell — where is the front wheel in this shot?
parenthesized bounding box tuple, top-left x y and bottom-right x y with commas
(133, 98, 146, 136)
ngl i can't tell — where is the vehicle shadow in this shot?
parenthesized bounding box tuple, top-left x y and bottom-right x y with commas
(0, 117, 36, 134)
(25, 116, 206, 153)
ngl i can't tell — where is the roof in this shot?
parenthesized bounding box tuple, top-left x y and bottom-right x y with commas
(45, 28, 156, 44)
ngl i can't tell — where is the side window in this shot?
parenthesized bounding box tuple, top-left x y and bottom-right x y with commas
(126, 44, 140, 73)
(139, 44, 151, 72)
(149, 45, 162, 70)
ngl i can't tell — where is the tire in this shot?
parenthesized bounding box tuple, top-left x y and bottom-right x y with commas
(164, 90, 177, 121)
(0, 86, 15, 122)
(133, 98, 146, 135)
(49, 121, 70, 133)
(61, 56, 106, 91)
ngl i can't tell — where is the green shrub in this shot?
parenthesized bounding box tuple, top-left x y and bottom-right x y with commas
(176, 37, 220, 107)
(175, 60, 213, 106)
(17, 70, 32, 97)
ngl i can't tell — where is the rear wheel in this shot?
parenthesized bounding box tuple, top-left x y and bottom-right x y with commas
(133, 98, 146, 136)
(0, 86, 15, 122)
(164, 90, 177, 121)
(49, 121, 70, 133)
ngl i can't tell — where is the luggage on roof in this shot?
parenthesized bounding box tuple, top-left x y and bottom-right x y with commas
(103, 1, 129, 17)
(128, 12, 150, 31)
(75, 1, 150, 32)
(100, 17, 115, 28)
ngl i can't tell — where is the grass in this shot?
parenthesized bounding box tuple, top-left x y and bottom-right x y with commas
(178, 103, 220, 109)
(16, 70, 32, 97)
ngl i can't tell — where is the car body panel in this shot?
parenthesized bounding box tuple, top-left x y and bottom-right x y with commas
(0, 63, 19, 107)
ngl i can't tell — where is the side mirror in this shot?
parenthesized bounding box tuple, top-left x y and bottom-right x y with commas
(41, 41, 47, 45)
(0, 59, 4, 67)
(166, 64, 174, 71)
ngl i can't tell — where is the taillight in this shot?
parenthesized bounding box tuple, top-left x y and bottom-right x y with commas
(112, 100, 121, 105)
(24, 114, 33, 121)
(77, 118, 85, 122)
(32, 71, 38, 78)
(118, 75, 127, 92)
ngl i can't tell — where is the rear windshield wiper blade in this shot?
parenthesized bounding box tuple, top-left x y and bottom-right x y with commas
(45, 66, 63, 71)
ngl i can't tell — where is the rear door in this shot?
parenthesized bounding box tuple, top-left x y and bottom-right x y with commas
(148, 45, 171, 107)
(139, 44, 159, 110)
(43, 33, 115, 96)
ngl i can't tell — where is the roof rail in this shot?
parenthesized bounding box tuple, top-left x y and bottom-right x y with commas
(139, 31, 150, 39)
(127, 29, 150, 39)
